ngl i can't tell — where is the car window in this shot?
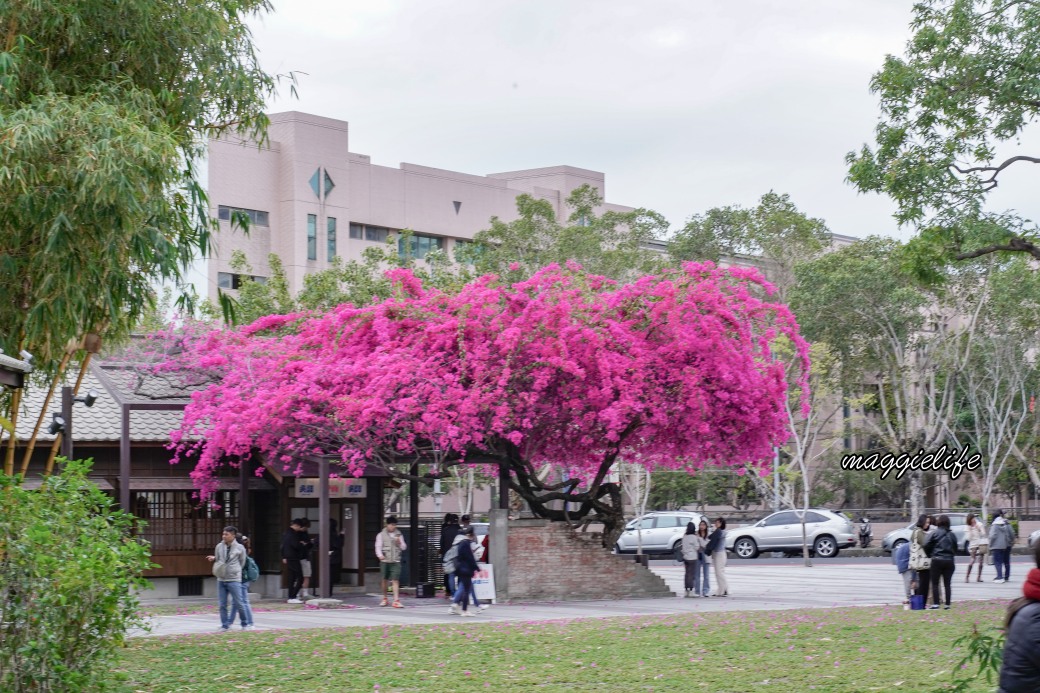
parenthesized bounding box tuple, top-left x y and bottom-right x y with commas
(655, 516, 682, 528)
(804, 512, 828, 523)
(630, 517, 655, 530)
(948, 516, 967, 526)
(764, 511, 798, 526)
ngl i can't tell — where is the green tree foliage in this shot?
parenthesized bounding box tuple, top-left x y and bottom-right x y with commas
(848, 0, 1040, 266)
(0, 0, 280, 376)
(460, 184, 669, 282)
(790, 238, 951, 516)
(0, 460, 153, 691)
(647, 469, 737, 511)
(670, 192, 830, 300)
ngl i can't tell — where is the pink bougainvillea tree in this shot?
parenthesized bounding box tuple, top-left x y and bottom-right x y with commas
(155, 262, 810, 542)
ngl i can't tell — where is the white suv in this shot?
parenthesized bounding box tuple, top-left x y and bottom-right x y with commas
(614, 511, 706, 558)
(725, 509, 855, 559)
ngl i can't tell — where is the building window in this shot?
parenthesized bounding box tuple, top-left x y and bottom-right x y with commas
(217, 206, 269, 226)
(365, 225, 389, 242)
(307, 214, 317, 261)
(218, 272, 266, 290)
(327, 217, 337, 260)
(349, 223, 389, 243)
(399, 233, 445, 260)
(132, 491, 239, 552)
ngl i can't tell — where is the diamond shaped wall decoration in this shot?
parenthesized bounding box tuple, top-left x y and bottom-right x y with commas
(453, 200, 462, 214)
(324, 170, 335, 197)
(309, 168, 321, 198)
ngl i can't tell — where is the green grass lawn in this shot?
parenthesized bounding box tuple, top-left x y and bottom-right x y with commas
(116, 600, 1007, 692)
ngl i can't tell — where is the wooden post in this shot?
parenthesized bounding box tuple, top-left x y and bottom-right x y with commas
(499, 461, 509, 510)
(119, 405, 130, 511)
(319, 456, 330, 598)
(409, 464, 419, 587)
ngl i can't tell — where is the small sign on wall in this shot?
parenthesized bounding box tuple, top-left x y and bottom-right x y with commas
(294, 478, 367, 499)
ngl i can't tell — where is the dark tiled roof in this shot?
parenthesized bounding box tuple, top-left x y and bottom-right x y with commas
(4, 365, 189, 443)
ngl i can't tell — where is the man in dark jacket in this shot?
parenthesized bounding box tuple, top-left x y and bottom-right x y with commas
(999, 543, 1040, 693)
(280, 518, 310, 604)
(449, 525, 480, 617)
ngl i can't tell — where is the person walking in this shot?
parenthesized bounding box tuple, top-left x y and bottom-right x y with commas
(925, 514, 957, 609)
(440, 513, 460, 599)
(708, 517, 728, 597)
(280, 518, 308, 604)
(997, 542, 1040, 693)
(680, 522, 699, 597)
(990, 510, 1016, 584)
(450, 525, 480, 617)
(375, 516, 407, 608)
(207, 525, 248, 632)
(965, 513, 988, 583)
(909, 514, 933, 608)
(448, 526, 485, 611)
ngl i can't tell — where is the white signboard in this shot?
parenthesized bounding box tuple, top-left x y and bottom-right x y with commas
(294, 478, 367, 499)
(472, 564, 497, 604)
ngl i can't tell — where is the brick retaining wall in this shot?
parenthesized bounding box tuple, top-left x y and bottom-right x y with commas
(506, 519, 673, 601)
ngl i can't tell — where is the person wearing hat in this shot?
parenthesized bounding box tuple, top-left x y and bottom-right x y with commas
(990, 510, 1016, 584)
(450, 525, 481, 617)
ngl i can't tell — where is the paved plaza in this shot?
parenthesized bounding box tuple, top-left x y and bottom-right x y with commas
(137, 556, 1031, 638)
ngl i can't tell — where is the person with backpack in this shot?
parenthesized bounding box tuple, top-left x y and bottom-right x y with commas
(445, 525, 485, 611)
(924, 514, 957, 609)
(909, 514, 934, 608)
(998, 542, 1040, 692)
(207, 525, 248, 632)
(990, 509, 1016, 584)
(449, 525, 480, 617)
(440, 513, 460, 599)
(235, 534, 258, 630)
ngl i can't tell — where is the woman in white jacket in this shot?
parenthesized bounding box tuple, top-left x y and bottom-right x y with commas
(965, 513, 988, 583)
(709, 518, 729, 597)
(680, 523, 700, 597)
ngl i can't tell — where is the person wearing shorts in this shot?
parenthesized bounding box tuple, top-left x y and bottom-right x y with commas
(375, 516, 407, 608)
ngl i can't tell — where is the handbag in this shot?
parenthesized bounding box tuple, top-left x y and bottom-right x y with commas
(909, 535, 931, 571)
(909, 594, 925, 610)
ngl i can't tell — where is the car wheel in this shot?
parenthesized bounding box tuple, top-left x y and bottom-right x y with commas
(813, 535, 838, 558)
(672, 541, 684, 562)
(734, 537, 758, 559)
(891, 539, 907, 552)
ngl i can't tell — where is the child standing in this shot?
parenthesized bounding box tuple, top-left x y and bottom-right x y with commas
(894, 540, 912, 607)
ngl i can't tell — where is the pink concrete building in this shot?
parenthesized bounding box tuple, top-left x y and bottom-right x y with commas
(202, 111, 635, 300)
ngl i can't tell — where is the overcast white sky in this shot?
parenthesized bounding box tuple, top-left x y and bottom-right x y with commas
(251, 1, 920, 240)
